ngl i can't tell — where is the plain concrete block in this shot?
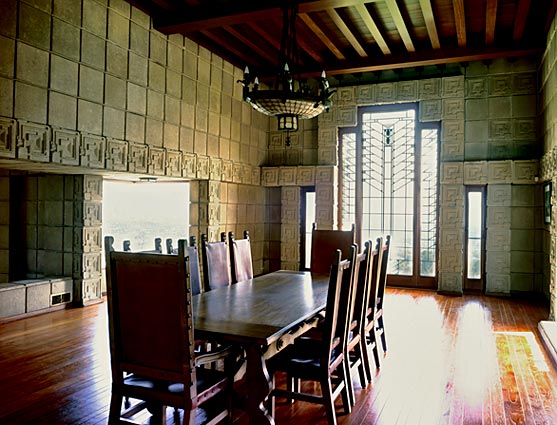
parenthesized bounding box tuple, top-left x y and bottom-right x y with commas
(0, 77, 14, 117)
(79, 66, 104, 103)
(150, 32, 167, 66)
(165, 95, 180, 124)
(38, 175, 64, 201)
(488, 96, 511, 118)
(0, 35, 15, 78)
(131, 5, 150, 28)
(104, 75, 127, 109)
(465, 120, 488, 142)
(147, 89, 164, 119)
(163, 123, 179, 150)
(49, 91, 77, 130)
(488, 140, 513, 160)
(145, 118, 162, 145)
(167, 42, 183, 72)
(16, 42, 49, 87)
(125, 112, 145, 142)
(128, 52, 148, 85)
(21, 279, 51, 312)
(50, 277, 72, 295)
(108, 9, 129, 48)
(127, 82, 147, 115)
(464, 142, 488, 161)
(512, 95, 537, 118)
(37, 251, 63, 276)
(50, 54, 78, 95)
(197, 59, 211, 86)
(82, 0, 107, 37)
(78, 99, 103, 135)
(130, 22, 149, 56)
(81, 31, 106, 70)
(183, 50, 197, 79)
(182, 76, 196, 105)
(106, 42, 128, 78)
(0, 283, 26, 318)
(166, 69, 181, 98)
(19, 3, 51, 49)
(15, 82, 47, 123)
(51, 18, 80, 61)
(53, 0, 82, 26)
(103, 106, 125, 139)
(148, 61, 165, 92)
(0, 0, 16, 37)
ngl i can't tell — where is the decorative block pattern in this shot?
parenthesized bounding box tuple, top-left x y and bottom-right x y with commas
(419, 100, 441, 122)
(512, 160, 538, 183)
(0, 117, 17, 158)
(106, 139, 128, 171)
(52, 129, 80, 165)
(196, 155, 210, 179)
(486, 274, 510, 294)
(440, 185, 464, 206)
(441, 119, 464, 142)
(279, 167, 297, 186)
(487, 185, 511, 206)
(487, 161, 513, 183)
(440, 206, 464, 227)
(297, 166, 315, 185)
(261, 167, 279, 186)
(440, 163, 463, 184)
(439, 249, 462, 272)
(18, 121, 51, 162)
(81, 134, 106, 169)
(376, 83, 397, 103)
(128, 142, 148, 173)
(396, 81, 417, 101)
(487, 208, 512, 228)
(463, 162, 488, 184)
(442, 76, 464, 98)
(438, 272, 463, 293)
(418, 78, 441, 99)
(166, 150, 182, 177)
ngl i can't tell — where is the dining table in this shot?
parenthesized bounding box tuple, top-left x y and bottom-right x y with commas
(192, 270, 329, 425)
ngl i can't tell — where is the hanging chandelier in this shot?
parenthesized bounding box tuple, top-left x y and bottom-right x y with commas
(237, 0, 336, 146)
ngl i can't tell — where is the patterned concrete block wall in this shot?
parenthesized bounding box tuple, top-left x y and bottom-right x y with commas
(540, 14, 557, 319)
(265, 187, 282, 272)
(0, 170, 9, 283)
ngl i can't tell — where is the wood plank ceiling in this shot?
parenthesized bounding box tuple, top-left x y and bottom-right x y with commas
(128, 0, 556, 83)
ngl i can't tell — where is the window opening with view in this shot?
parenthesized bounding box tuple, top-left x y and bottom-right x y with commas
(340, 104, 439, 289)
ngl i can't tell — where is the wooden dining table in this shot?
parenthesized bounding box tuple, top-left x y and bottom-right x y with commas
(192, 270, 329, 425)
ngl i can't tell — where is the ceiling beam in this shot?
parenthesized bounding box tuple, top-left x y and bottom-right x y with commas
(419, 0, 441, 49)
(222, 25, 277, 65)
(299, 13, 346, 60)
(198, 31, 255, 68)
(385, 0, 415, 53)
(512, 0, 531, 41)
(327, 9, 368, 57)
(353, 4, 391, 55)
(157, 0, 380, 34)
(485, 0, 498, 45)
(296, 46, 541, 78)
(452, 0, 466, 47)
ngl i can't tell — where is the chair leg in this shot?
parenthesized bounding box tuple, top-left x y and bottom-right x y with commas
(320, 377, 338, 425)
(108, 391, 123, 424)
(344, 357, 355, 406)
(286, 374, 295, 404)
(356, 340, 369, 388)
(378, 316, 387, 352)
(182, 408, 195, 425)
(339, 361, 352, 415)
(368, 326, 382, 369)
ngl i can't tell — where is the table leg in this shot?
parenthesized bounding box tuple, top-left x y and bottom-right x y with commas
(245, 343, 274, 425)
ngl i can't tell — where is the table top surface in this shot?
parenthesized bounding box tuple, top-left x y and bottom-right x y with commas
(192, 270, 329, 345)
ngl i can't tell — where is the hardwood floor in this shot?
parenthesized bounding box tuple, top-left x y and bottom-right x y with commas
(1, 288, 557, 424)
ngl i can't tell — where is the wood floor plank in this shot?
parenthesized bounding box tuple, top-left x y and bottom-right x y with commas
(2, 289, 557, 424)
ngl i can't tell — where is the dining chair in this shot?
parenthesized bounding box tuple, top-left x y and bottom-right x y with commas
(310, 223, 355, 274)
(268, 247, 355, 425)
(228, 230, 254, 283)
(104, 236, 235, 425)
(166, 236, 202, 296)
(364, 237, 384, 370)
(376, 234, 391, 353)
(122, 237, 163, 253)
(201, 232, 232, 292)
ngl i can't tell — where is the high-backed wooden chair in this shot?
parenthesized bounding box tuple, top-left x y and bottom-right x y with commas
(228, 230, 253, 283)
(104, 236, 234, 425)
(200, 232, 231, 292)
(376, 234, 391, 353)
(310, 223, 355, 274)
(123, 237, 162, 253)
(268, 248, 355, 425)
(364, 237, 384, 370)
(166, 236, 202, 296)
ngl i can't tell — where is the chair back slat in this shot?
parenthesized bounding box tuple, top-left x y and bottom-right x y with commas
(377, 234, 391, 309)
(335, 244, 358, 355)
(229, 230, 254, 283)
(310, 224, 355, 274)
(105, 237, 195, 385)
(201, 233, 232, 291)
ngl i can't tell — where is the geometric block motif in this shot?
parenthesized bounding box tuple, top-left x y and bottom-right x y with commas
(197, 155, 210, 179)
(439, 249, 462, 272)
(441, 140, 464, 161)
(487, 184, 511, 206)
(222, 160, 233, 182)
(356, 85, 375, 105)
(486, 251, 511, 274)
(83, 175, 103, 201)
(148, 146, 166, 176)
(128, 142, 148, 173)
(80, 133, 106, 169)
(419, 100, 441, 122)
(182, 152, 196, 179)
(487, 161, 512, 183)
(232, 163, 243, 183)
(82, 252, 102, 278)
(512, 160, 538, 184)
(251, 166, 261, 186)
(396, 80, 417, 101)
(279, 166, 297, 186)
(52, 128, 81, 165)
(0, 117, 17, 159)
(513, 119, 536, 140)
(463, 161, 488, 184)
(82, 200, 102, 226)
(281, 205, 299, 224)
(487, 208, 511, 229)
(336, 106, 357, 126)
(438, 272, 462, 293)
(281, 224, 300, 244)
(439, 228, 462, 248)
(316, 184, 334, 205)
(82, 227, 102, 253)
(375, 83, 396, 104)
(489, 75, 512, 96)
(441, 119, 464, 142)
(489, 120, 512, 139)
(316, 204, 334, 227)
(269, 132, 283, 148)
(512, 72, 536, 94)
(315, 166, 335, 184)
(297, 166, 315, 185)
(442, 76, 464, 98)
(18, 121, 51, 162)
(418, 78, 441, 100)
(282, 186, 300, 205)
(318, 146, 337, 165)
(261, 167, 279, 187)
(106, 138, 128, 171)
(166, 150, 182, 177)
(209, 157, 222, 181)
(466, 78, 487, 98)
(440, 162, 463, 184)
(440, 206, 463, 227)
(336, 86, 355, 105)
(319, 127, 336, 146)
(440, 185, 464, 206)
(442, 98, 464, 120)
(242, 165, 251, 184)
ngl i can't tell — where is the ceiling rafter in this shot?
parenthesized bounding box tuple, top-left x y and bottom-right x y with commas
(385, 0, 415, 52)
(327, 8, 368, 57)
(486, 0, 498, 44)
(299, 12, 346, 60)
(513, 0, 531, 41)
(419, 0, 441, 49)
(198, 30, 254, 67)
(222, 25, 277, 65)
(452, 0, 466, 47)
(158, 0, 380, 34)
(353, 4, 391, 55)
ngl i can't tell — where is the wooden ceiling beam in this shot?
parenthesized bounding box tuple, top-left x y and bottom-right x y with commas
(296, 46, 541, 78)
(327, 9, 368, 57)
(418, 0, 441, 49)
(353, 4, 391, 55)
(512, 0, 531, 41)
(222, 25, 277, 65)
(385, 0, 415, 52)
(486, 0, 498, 45)
(299, 13, 346, 60)
(198, 30, 255, 67)
(452, 0, 466, 47)
(158, 0, 380, 34)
